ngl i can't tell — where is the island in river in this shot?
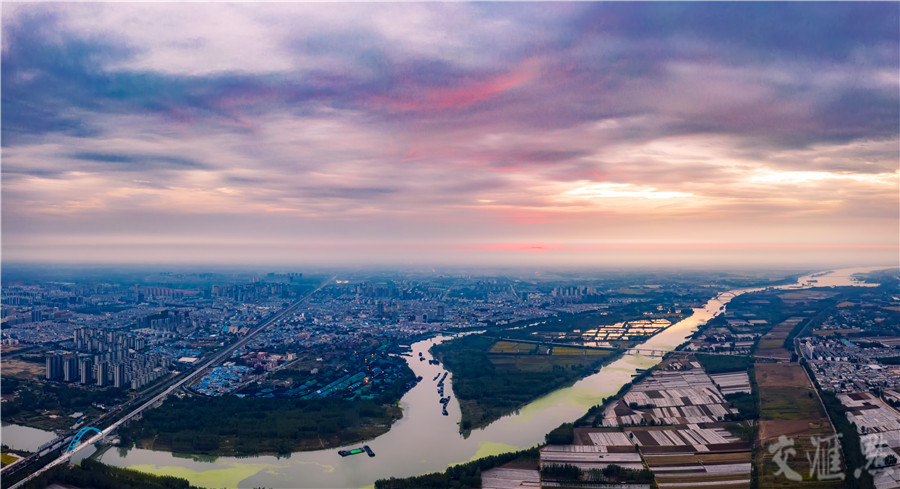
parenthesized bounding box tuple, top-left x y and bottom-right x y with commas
(432, 306, 692, 433)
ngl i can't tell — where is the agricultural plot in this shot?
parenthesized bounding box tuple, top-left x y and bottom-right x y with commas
(580, 318, 672, 342)
(755, 362, 842, 489)
(489, 340, 536, 354)
(563, 357, 753, 487)
(626, 424, 747, 452)
(643, 449, 752, 488)
(480, 467, 540, 489)
(837, 391, 900, 489)
(754, 317, 804, 360)
(601, 369, 737, 427)
(540, 437, 644, 472)
(489, 352, 608, 373)
(551, 346, 610, 356)
(710, 371, 752, 395)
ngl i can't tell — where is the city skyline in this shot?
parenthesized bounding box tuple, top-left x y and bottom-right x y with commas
(2, 2, 898, 267)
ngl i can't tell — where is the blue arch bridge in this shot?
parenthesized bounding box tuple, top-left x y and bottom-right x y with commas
(65, 427, 103, 453)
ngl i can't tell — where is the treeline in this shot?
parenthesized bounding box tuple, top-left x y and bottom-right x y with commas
(541, 463, 581, 480)
(2, 378, 126, 422)
(431, 334, 608, 430)
(819, 391, 875, 489)
(541, 463, 654, 484)
(721, 361, 759, 421)
(18, 458, 200, 489)
(374, 446, 540, 489)
(118, 395, 400, 456)
(545, 423, 574, 445)
(802, 359, 874, 489)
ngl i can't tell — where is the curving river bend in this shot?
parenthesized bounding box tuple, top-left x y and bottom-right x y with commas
(89, 267, 885, 488)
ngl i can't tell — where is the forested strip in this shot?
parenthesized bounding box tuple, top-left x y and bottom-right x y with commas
(17, 459, 200, 489)
(118, 395, 401, 456)
(374, 447, 540, 489)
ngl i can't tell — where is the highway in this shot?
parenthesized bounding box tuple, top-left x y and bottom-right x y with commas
(8, 277, 334, 489)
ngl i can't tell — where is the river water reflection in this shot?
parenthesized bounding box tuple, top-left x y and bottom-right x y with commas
(97, 266, 887, 488)
(1, 423, 57, 452)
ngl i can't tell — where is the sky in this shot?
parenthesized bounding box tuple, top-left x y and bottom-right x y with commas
(2, 2, 898, 268)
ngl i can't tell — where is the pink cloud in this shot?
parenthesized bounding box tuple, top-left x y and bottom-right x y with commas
(370, 58, 540, 112)
(459, 243, 898, 253)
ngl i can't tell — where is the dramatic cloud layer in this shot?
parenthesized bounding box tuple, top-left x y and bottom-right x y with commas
(2, 2, 898, 267)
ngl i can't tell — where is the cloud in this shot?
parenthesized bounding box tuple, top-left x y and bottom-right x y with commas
(1, 3, 897, 266)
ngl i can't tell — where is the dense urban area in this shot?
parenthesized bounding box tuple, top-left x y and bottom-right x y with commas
(1, 267, 898, 489)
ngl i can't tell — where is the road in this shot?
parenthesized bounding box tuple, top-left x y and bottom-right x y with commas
(8, 277, 334, 489)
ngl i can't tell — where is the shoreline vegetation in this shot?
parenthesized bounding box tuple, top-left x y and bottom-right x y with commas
(375, 446, 542, 489)
(16, 458, 202, 489)
(117, 395, 404, 457)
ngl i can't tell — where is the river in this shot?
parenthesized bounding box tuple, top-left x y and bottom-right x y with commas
(87, 266, 886, 488)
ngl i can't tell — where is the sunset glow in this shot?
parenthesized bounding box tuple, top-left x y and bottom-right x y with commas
(2, 2, 897, 267)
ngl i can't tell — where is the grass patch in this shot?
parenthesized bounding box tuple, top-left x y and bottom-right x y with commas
(1, 452, 21, 466)
(696, 353, 752, 374)
(759, 387, 824, 420)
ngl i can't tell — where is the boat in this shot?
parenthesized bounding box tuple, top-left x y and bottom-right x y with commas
(364, 445, 375, 457)
(338, 447, 367, 457)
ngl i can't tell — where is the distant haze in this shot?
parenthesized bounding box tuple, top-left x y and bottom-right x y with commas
(2, 3, 898, 268)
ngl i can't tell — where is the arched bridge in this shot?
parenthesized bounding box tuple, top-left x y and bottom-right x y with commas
(66, 427, 102, 453)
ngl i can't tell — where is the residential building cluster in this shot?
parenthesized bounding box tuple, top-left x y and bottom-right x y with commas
(2, 271, 724, 403)
(801, 337, 900, 392)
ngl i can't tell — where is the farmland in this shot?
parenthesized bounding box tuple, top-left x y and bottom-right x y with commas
(754, 317, 805, 360)
(544, 355, 754, 488)
(755, 362, 842, 489)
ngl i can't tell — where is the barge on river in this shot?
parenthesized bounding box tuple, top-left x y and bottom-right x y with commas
(338, 445, 375, 457)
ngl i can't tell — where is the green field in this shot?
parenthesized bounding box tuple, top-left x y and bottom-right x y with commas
(489, 340, 537, 354)
(1, 452, 20, 467)
(551, 346, 610, 356)
(695, 353, 752, 374)
(755, 363, 841, 489)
